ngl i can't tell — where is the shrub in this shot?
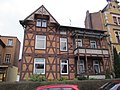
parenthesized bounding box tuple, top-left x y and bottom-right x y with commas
(77, 76, 88, 80)
(59, 77, 67, 81)
(105, 69, 111, 79)
(89, 78, 96, 80)
(29, 74, 47, 82)
(73, 78, 78, 81)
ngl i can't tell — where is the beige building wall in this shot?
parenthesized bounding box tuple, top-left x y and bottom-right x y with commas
(85, 1, 120, 53)
(6, 66, 18, 82)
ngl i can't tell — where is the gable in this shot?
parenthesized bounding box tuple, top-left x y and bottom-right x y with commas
(24, 5, 59, 24)
(102, 0, 119, 12)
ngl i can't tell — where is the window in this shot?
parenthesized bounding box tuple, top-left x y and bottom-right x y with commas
(93, 60, 100, 74)
(113, 16, 117, 24)
(90, 40, 96, 48)
(77, 60, 85, 74)
(5, 54, 11, 63)
(35, 35, 46, 49)
(118, 52, 120, 56)
(117, 86, 120, 90)
(115, 31, 120, 43)
(36, 19, 47, 27)
(112, 15, 120, 25)
(44, 88, 73, 90)
(44, 88, 61, 90)
(60, 38, 67, 51)
(61, 60, 68, 74)
(7, 39, 13, 46)
(60, 30, 66, 34)
(62, 88, 73, 90)
(34, 58, 45, 74)
(42, 20, 47, 27)
(76, 39, 82, 48)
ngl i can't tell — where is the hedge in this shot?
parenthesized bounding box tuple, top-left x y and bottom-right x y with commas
(0, 79, 119, 90)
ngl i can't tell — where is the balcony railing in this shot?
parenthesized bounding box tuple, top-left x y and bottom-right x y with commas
(74, 48, 109, 55)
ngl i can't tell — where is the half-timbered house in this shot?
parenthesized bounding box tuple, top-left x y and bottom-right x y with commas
(20, 5, 112, 80)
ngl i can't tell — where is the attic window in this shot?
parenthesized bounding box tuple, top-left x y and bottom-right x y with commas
(113, 6, 116, 8)
(112, 15, 120, 25)
(36, 19, 47, 27)
(60, 30, 66, 34)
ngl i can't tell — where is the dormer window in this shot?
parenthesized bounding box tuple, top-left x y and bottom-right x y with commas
(36, 19, 47, 27)
(60, 30, 66, 35)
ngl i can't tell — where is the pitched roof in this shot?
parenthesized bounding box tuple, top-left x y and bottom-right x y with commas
(24, 5, 59, 24)
(0, 39, 5, 48)
(102, 0, 119, 12)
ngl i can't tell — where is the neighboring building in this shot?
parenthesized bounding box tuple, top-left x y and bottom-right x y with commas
(0, 35, 20, 81)
(20, 5, 111, 80)
(85, 0, 120, 56)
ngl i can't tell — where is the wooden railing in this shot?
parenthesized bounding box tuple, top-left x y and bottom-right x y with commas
(74, 48, 109, 55)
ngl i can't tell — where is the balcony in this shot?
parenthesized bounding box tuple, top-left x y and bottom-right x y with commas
(74, 48, 109, 55)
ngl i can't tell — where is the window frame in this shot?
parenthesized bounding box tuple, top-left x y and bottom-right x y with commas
(33, 58, 45, 74)
(60, 60, 68, 74)
(7, 39, 13, 46)
(60, 30, 66, 35)
(118, 51, 120, 56)
(5, 54, 11, 63)
(93, 60, 100, 74)
(90, 40, 97, 48)
(35, 35, 46, 49)
(77, 59, 85, 74)
(36, 19, 47, 27)
(114, 31, 120, 43)
(60, 38, 67, 51)
(76, 39, 82, 48)
(112, 14, 120, 25)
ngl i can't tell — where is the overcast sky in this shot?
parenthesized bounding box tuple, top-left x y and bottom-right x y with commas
(0, 0, 117, 58)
